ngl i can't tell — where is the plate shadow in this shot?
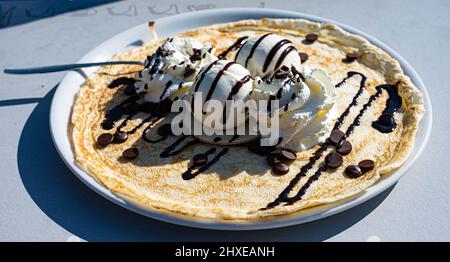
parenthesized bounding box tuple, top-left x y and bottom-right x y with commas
(17, 86, 395, 241)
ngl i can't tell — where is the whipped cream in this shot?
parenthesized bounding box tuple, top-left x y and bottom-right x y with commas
(234, 34, 301, 77)
(250, 66, 338, 151)
(133, 35, 337, 152)
(134, 37, 216, 102)
(189, 59, 253, 131)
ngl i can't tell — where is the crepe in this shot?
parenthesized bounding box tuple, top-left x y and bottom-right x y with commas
(70, 18, 424, 220)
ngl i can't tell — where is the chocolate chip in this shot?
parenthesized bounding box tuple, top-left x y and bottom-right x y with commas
(273, 69, 290, 79)
(184, 66, 196, 78)
(272, 163, 289, 175)
(299, 52, 309, 63)
(97, 133, 113, 147)
(193, 154, 208, 166)
(378, 114, 395, 126)
(343, 53, 359, 63)
(358, 159, 375, 172)
(156, 47, 174, 57)
(305, 33, 318, 43)
(347, 53, 359, 60)
(190, 49, 202, 62)
(325, 152, 343, 169)
(280, 148, 297, 162)
(113, 132, 128, 143)
(267, 153, 283, 165)
(328, 130, 345, 145)
(123, 103, 140, 115)
(122, 148, 139, 160)
(336, 140, 352, 155)
(157, 124, 173, 137)
(123, 84, 137, 95)
(345, 165, 363, 178)
(139, 102, 156, 113)
(279, 65, 289, 71)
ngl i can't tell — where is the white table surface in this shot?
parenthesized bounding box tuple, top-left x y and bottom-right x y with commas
(1, 0, 449, 242)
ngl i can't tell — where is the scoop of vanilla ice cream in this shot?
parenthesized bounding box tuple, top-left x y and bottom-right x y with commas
(190, 60, 253, 131)
(134, 37, 216, 102)
(234, 34, 301, 77)
(250, 67, 337, 151)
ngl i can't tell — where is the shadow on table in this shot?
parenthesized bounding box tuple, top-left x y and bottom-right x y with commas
(0, 0, 118, 29)
(17, 86, 395, 241)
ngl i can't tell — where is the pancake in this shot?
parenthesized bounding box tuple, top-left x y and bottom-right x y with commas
(70, 18, 424, 220)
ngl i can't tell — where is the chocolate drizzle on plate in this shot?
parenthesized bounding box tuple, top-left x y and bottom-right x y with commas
(160, 135, 200, 158)
(218, 36, 248, 59)
(100, 43, 402, 208)
(333, 71, 367, 130)
(107, 77, 136, 89)
(372, 83, 402, 133)
(182, 148, 229, 180)
(264, 71, 402, 209)
(243, 33, 272, 68)
(101, 96, 139, 130)
(262, 39, 292, 73)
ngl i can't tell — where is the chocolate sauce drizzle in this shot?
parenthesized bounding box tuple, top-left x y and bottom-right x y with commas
(204, 61, 236, 104)
(182, 148, 229, 180)
(126, 116, 161, 135)
(371, 83, 402, 133)
(160, 135, 200, 158)
(262, 39, 291, 73)
(143, 132, 168, 143)
(102, 55, 401, 202)
(265, 71, 400, 209)
(159, 80, 173, 100)
(243, 33, 272, 68)
(222, 74, 252, 124)
(274, 46, 296, 71)
(333, 71, 367, 130)
(229, 134, 239, 143)
(101, 96, 139, 130)
(107, 77, 136, 89)
(218, 36, 248, 59)
(191, 60, 221, 112)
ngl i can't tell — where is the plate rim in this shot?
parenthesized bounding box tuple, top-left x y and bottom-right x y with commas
(49, 7, 433, 230)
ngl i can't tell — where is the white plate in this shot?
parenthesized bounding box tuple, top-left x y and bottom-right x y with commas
(50, 8, 432, 230)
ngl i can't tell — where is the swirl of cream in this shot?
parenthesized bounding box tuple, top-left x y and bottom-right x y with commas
(250, 66, 338, 151)
(234, 33, 301, 77)
(189, 60, 253, 132)
(133, 37, 217, 102)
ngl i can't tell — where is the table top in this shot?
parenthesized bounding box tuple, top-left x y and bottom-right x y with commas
(1, 0, 449, 242)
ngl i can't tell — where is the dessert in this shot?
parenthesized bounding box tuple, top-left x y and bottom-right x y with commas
(71, 18, 424, 220)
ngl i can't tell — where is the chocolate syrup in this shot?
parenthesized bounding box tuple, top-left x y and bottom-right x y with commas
(191, 60, 221, 112)
(243, 33, 272, 68)
(107, 77, 136, 89)
(274, 46, 296, 71)
(101, 96, 139, 130)
(218, 36, 248, 59)
(228, 134, 239, 143)
(371, 84, 402, 133)
(182, 148, 229, 180)
(159, 80, 173, 100)
(262, 39, 291, 73)
(222, 74, 252, 124)
(160, 135, 200, 158)
(332, 71, 367, 130)
(204, 62, 236, 104)
(265, 71, 402, 209)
